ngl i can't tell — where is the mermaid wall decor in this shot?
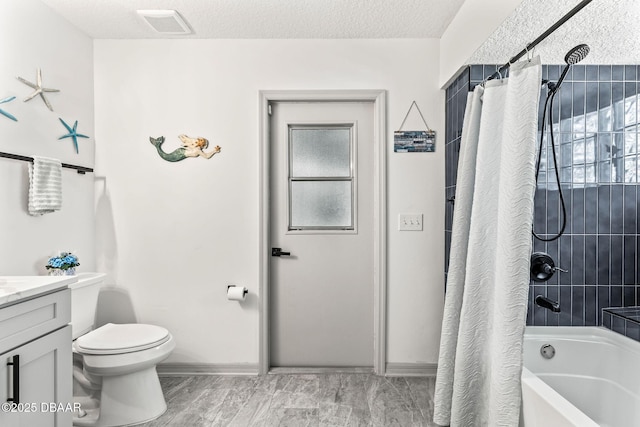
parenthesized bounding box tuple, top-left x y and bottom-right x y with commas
(150, 135, 221, 162)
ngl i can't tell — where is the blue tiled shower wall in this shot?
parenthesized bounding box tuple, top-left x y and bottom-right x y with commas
(445, 64, 640, 329)
(602, 307, 640, 340)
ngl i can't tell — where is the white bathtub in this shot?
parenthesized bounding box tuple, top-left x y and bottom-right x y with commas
(521, 326, 640, 427)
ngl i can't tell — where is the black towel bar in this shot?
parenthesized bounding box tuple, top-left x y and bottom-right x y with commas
(0, 151, 93, 174)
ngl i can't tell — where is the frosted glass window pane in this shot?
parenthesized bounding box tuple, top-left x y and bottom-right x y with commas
(291, 128, 351, 177)
(290, 181, 352, 228)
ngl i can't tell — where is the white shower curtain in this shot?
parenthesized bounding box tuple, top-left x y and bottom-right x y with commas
(434, 57, 542, 427)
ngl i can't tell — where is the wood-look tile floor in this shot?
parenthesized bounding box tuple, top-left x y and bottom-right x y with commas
(139, 374, 438, 427)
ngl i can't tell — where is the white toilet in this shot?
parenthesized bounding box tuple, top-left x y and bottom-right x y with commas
(70, 273, 175, 427)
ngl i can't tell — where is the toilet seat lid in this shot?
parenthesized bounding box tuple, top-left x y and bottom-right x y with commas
(76, 323, 170, 355)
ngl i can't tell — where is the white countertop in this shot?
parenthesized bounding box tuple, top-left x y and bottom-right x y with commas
(0, 275, 78, 306)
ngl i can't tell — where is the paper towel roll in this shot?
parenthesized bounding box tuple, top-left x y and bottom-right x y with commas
(227, 286, 247, 301)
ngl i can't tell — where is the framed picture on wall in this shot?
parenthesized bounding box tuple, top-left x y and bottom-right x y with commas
(393, 130, 436, 152)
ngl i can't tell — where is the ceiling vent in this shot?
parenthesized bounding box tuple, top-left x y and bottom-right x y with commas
(137, 10, 192, 35)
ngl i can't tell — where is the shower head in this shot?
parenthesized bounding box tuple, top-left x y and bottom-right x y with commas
(564, 43, 590, 65)
(551, 43, 590, 93)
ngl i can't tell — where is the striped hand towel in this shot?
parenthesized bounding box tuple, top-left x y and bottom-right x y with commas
(28, 156, 62, 216)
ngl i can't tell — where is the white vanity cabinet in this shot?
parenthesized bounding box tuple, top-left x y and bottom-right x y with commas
(0, 289, 72, 427)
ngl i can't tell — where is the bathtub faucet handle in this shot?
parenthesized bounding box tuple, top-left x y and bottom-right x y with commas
(531, 252, 568, 282)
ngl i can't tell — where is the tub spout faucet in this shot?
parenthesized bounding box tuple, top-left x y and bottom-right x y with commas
(535, 295, 560, 312)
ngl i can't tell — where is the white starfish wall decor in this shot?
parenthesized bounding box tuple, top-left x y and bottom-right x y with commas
(17, 68, 60, 111)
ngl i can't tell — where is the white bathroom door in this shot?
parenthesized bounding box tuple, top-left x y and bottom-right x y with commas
(269, 101, 374, 368)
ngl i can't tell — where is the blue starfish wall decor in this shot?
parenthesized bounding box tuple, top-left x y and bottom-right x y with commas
(17, 68, 60, 111)
(0, 96, 17, 121)
(58, 118, 89, 153)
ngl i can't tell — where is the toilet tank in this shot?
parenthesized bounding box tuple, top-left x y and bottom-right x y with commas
(69, 272, 106, 339)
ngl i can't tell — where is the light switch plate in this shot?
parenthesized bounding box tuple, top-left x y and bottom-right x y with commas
(398, 214, 423, 231)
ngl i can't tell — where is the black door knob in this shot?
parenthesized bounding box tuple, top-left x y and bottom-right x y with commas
(271, 248, 291, 257)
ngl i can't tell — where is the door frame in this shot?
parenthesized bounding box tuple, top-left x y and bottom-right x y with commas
(258, 90, 387, 375)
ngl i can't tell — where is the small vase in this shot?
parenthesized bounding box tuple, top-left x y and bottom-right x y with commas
(48, 267, 76, 276)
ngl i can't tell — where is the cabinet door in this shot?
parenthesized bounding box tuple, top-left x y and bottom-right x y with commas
(0, 326, 72, 427)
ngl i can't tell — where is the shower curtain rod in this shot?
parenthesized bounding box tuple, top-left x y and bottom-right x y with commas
(0, 151, 94, 174)
(485, 0, 594, 82)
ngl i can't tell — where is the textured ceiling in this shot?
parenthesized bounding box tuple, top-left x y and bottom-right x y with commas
(39, 0, 466, 39)
(468, 0, 640, 65)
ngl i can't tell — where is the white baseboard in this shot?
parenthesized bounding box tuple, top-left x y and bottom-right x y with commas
(385, 363, 437, 377)
(268, 367, 374, 375)
(157, 363, 260, 376)
(158, 362, 436, 377)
